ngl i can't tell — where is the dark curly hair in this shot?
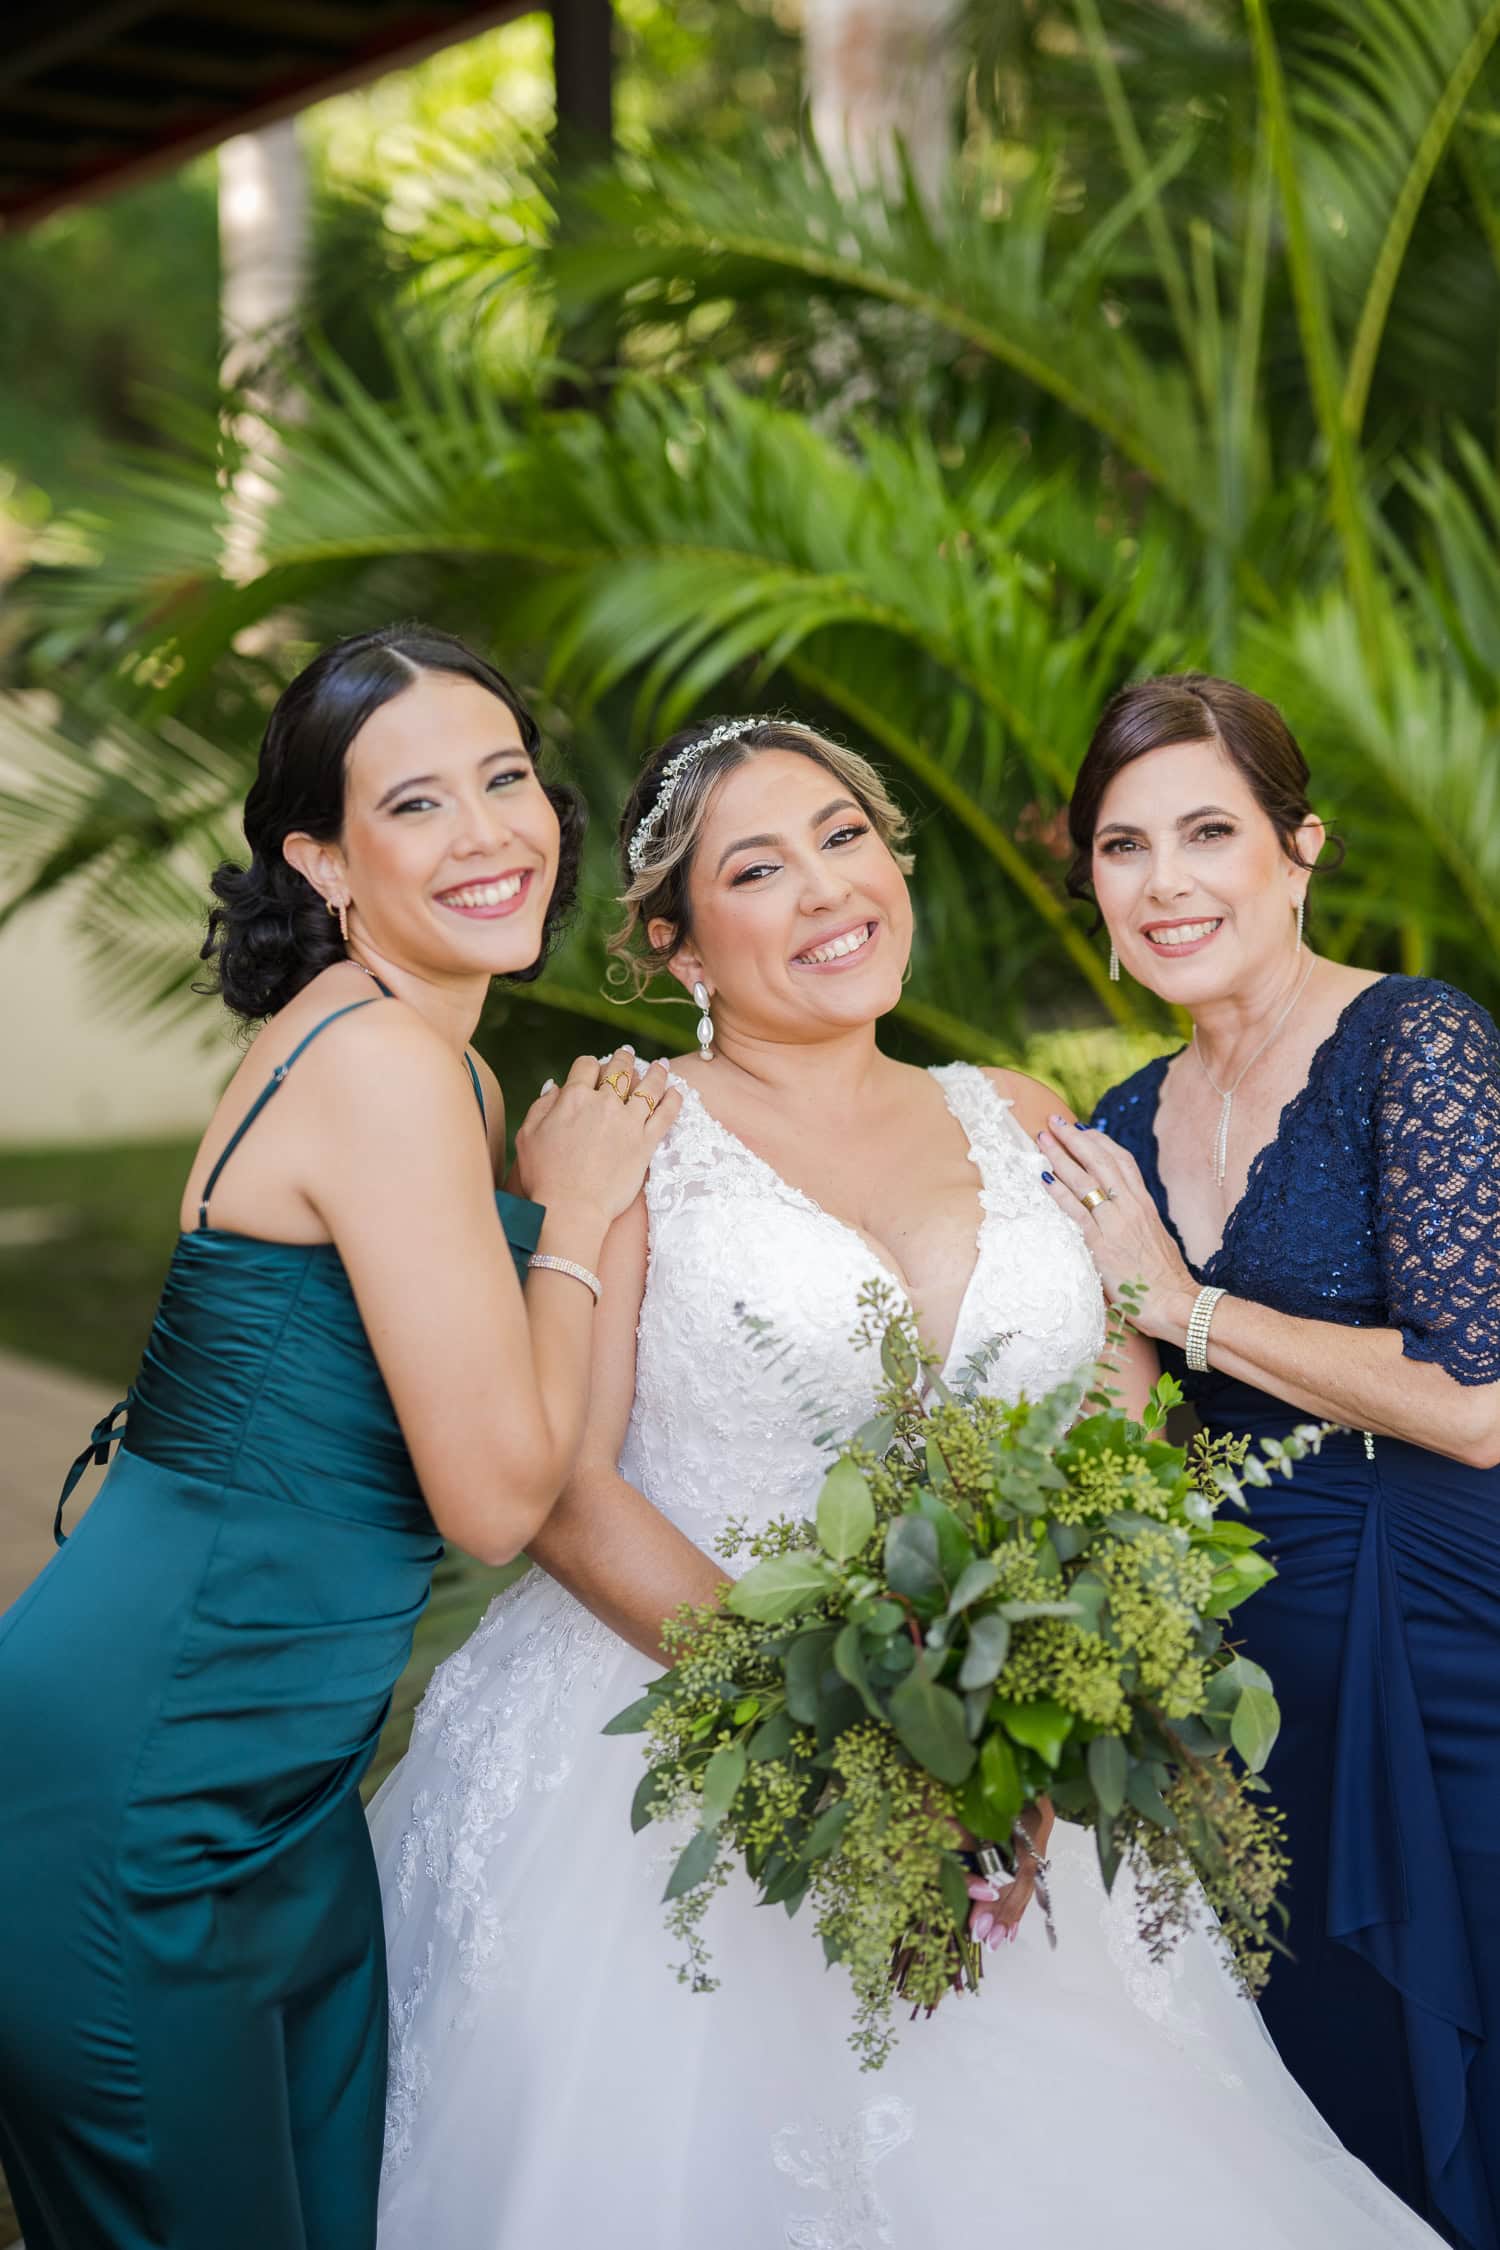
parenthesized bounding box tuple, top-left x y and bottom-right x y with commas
(201, 623, 584, 1023)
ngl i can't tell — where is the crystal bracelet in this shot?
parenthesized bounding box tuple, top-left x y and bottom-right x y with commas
(1184, 1284, 1226, 1373)
(528, 1254, 602, 1304)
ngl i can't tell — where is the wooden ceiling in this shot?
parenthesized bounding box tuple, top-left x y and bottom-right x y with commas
(0, 2, 576, 229)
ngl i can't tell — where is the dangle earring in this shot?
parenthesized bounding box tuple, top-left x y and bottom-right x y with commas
(1109, 943, 1120, 983)
(327, 897, 350, 946)
(693, 980, 715, 1062)
(1295, 896, 1305, 948)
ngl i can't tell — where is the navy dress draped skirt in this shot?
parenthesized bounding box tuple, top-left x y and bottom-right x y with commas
(1096, 976, 1500, 2250)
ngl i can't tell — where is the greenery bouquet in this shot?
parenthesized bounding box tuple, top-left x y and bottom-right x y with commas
(608, 1287, 1326, 2066)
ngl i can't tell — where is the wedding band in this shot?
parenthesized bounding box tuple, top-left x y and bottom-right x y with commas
(600, 1069, 633, 1100)
(1080, 1188, 1107, 1214)
(628, 1087, 658, 1117)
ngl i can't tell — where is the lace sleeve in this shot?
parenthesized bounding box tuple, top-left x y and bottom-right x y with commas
(1375, 984, 1500, 1384)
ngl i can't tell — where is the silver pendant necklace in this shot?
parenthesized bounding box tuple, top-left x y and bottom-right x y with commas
(1192, 952, 1315, 1188)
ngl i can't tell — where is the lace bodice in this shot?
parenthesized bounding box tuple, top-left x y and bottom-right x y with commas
(618, 1064, 1106, 1547)
(1094, 976, 1500, 1405)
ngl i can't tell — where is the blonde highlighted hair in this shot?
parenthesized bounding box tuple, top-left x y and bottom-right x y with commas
(608, 718, 914, 998)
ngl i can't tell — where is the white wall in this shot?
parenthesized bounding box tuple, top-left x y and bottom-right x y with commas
(0, 889, 232, 1146)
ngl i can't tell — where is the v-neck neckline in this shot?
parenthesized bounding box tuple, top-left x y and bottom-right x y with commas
(1146, 977, 1390, 1278)
(674, 1064, 1007, 1384)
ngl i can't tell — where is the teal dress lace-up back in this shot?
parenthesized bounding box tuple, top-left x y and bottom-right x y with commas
(0, 992, 542, 2250)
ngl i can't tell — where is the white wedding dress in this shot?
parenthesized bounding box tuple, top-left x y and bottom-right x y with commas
(370, 1066, 1438, 2249)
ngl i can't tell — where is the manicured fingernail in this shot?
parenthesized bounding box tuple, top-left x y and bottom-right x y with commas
(967, 1879, 999, 1901)
(971, 1911, 994, 1942)
(621, 1044, 635, 1055)
(540, 1078, 556, 1094)
(1050, 1115, 1067, 1128)
(1041, 1171, 1055, 1185)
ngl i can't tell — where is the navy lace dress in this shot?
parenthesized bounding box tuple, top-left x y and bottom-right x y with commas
(1095, 976, 1500, 2250)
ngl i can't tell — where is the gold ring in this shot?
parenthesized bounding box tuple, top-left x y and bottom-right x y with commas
(1080, 1187, 1107, 1214)
(600, 1068, 634, 1100)
(628, 1087, 659, 1117)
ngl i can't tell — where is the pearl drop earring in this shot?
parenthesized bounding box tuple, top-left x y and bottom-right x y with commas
(1109, 944, 1120, 983)
(693, 981, 715, 1061)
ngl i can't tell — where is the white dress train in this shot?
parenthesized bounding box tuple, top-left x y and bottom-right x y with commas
(370, 1066, 1440, 2249)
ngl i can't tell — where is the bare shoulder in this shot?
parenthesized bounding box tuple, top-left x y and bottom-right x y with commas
(979, 1066, 1072, 1137)
(293, 993, 480, 1139)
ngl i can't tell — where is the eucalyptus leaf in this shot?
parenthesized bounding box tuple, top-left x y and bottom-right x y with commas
(1086, 1732, 1128, 1817)
(881, 1324, 920, 1391)
(747, 1709, 796, 1762)
(805, 1798, 853, 1859)
(957, 1611, 1011, 1689)
(1126, 1763, 1176, 1829)
(853, 1411, 898, 1458)
(630, 1767, 668, 1834)
(662, 1826, 720, 1902)
(784, 1627, 839, 1724)
(939, 1850, 973, 1935)
(991, 1695, 1072, 1768)
(816, 1456, 876, 1561)
(889, 1658, 976, 1784)
(946, 1558, 1000, 1616)
(914, 1490, 974, 1581)
(603, 1691, 659, 1736)
(1230, 1683, 1281, 1774)
(726, 1552, 837, 1624)
(833, 1621, 885, 1718)
(885, 1514, 942, 1600)
(700, 1742, 748, 1829)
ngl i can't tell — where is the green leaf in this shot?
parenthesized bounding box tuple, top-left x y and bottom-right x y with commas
(959, 1731, 1025, 1839)
(805, 1798, 853, 1859)
(816, 1456, 876, 1561)
(996, 1599, 1082, 1622)
(1206, 1654, 1275, 1711)
(1126, 1763, 1176, 1830)
(940, 1850, 973, 1935)
(662, 1826, 720, 1902)
(1095, 1811, 1122, 1891)
(603, 1691, 659, 1736)
(748, 1708, 797, 1762)
(885, 1514, 942, 1601)
(1086, 1732, 1129, 1818)
(889, 1656, 977, 1784)
(725, 1552, 837, 1624)
(1230, 1683, 1281, 1774)
(833, 1621, 886, 1718)
(700, 1742, 748, 1830)
(957, 1611, 1012, 1690)
(860, 1599, 905, 1637)
(630, 1767, 668, 1833)
(991, 1695, 1073, 1769)
(946, 1558, 1000, 1615)
(853, 1410, 898, 1458)
(731, 1696, 761, 1724)
(784, 1627, 840, 1724)
(915, 1490, 974, 1581)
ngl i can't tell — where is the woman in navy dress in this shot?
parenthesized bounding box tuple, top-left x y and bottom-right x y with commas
(0, 624, 677, 2249)
(1040, 672, 1500, 2250)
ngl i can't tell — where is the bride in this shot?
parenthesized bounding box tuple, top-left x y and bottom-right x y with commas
(369, 718, 1439, 2248)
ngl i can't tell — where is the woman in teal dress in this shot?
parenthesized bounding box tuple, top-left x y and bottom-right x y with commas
(0, 624, 677, 2250)
(1044, 674, 1500, 2248)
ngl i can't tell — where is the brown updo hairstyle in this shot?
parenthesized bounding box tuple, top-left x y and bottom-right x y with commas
(1066, 672, 1340, 917)
(608, 717, 914, 996)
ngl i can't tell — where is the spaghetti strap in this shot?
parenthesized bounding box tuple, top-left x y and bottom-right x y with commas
(197, 997, 386, 1230)
(463, 1051, 487, 1125)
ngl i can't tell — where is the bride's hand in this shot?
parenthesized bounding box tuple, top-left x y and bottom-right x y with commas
(968, 1797, 1055, 1950)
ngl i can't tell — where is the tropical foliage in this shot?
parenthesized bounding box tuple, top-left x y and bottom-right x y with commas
(6, 0, 1500, 1095)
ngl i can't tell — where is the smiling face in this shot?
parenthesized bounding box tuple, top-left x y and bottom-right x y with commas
(286, 669, 560, 981)
(658, 749, 913, 1043)
(1091, 737, 1320, 1002)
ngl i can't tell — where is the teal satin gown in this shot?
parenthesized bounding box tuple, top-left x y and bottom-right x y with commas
(0, 994, 542, 2249)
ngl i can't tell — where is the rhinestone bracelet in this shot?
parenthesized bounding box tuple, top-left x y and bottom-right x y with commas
(1184, 1284, 1226, 1373)
(528, 1254, 602, 1304)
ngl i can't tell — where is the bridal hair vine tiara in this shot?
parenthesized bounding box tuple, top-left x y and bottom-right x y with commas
(626, 717, 777, 875)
